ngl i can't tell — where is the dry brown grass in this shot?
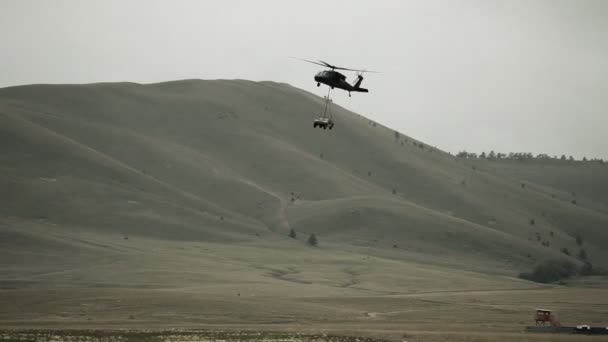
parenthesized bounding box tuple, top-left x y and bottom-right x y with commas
(1, 329, 607, 342)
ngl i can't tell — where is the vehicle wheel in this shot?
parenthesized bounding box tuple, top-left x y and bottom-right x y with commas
(323, 125, 327, 130)
(313, 122, 317, 128)
(329, 124, 334, 130)
(317, 82, 320, 87)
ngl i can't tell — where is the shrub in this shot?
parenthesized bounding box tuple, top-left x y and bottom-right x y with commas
(518, 259, 578, 283)
(518, 272, 535, 281)
(577, 248, 587, 261)
(579, 262, 607, 276)
(579, 262, 594, 276)
(307, 233, 318, 246)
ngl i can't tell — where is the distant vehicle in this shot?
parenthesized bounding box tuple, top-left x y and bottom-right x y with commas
(313, 117, 334, 130)
(292, 58, 377, 97)
(312, 94, 335, 130)
(576, 325, 591, 331)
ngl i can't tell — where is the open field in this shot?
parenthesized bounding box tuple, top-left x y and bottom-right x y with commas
(1, 327, 608, 342)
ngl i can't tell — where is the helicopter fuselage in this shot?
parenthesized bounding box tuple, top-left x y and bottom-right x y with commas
(314, 70, 368, 94)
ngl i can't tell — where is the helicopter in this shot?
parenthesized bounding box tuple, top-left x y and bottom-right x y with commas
(293, 58, 377, 97)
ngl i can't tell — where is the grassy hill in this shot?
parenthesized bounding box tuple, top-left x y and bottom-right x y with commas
(466, 158, 608, 213)
(1, 80, 607, 329)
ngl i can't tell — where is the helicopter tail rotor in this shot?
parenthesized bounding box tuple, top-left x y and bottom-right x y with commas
(353, 72, 365, 89)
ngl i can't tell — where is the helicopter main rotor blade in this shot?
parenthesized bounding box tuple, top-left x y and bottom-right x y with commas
(318, 60, 354, 71)
(318, 60, 380, 73)
(290, 57, 328, 67)
(292, 57, 380, 73)
(316, 60, 338, 69)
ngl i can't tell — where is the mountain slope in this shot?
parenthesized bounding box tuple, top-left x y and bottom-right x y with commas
(1, 80, 607, 297)
(467, 158, 608, 213)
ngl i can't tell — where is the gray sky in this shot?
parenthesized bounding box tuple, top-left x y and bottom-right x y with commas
(1, 0, 607, 159)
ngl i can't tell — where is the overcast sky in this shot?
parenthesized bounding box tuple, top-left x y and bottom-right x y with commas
(1, 0, 606, 159)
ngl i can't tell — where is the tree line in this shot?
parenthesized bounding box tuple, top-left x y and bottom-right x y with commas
(456, 150, 605, 163)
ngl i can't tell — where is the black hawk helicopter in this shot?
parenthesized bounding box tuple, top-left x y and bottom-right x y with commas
(293, 58, 377, 97)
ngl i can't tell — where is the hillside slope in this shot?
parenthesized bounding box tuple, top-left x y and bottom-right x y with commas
(1, 80, 607, 319)
(467, 158, 608, 213)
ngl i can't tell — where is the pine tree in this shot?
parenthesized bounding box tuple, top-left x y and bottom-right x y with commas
(577, 249, 588, 261)
(576, 233, 583, 246)
(307, 233, 318, 246)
